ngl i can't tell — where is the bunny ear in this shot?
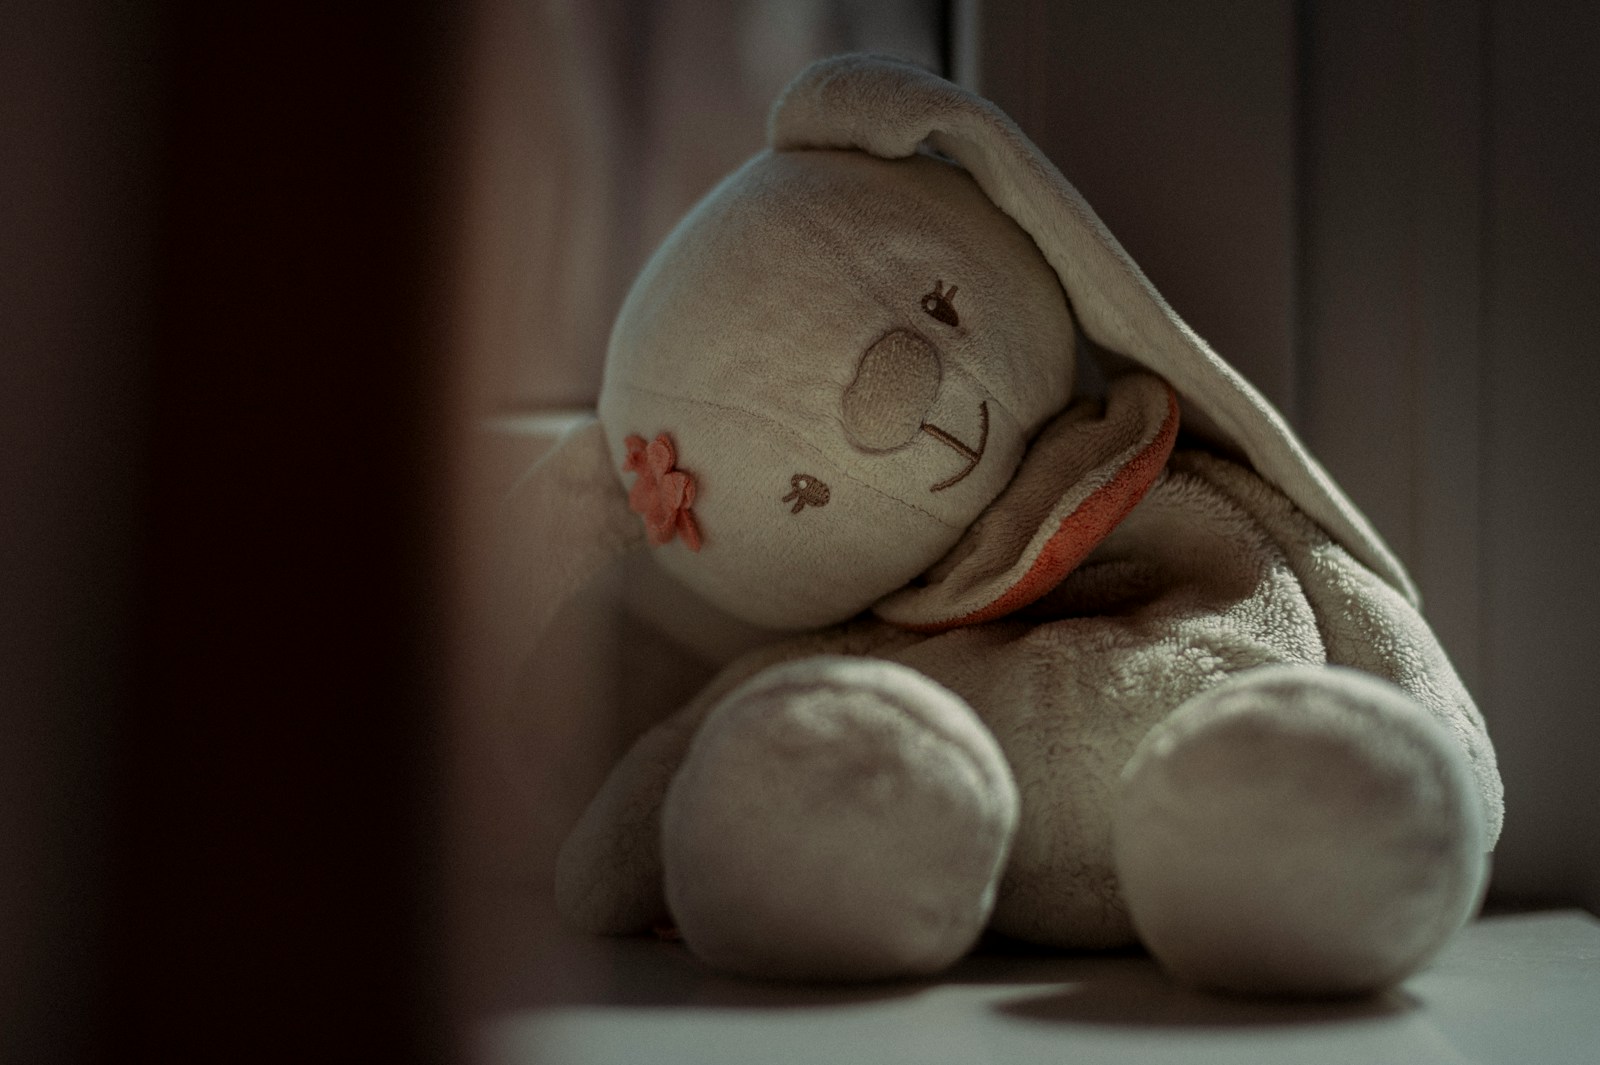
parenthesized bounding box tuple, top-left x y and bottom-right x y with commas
(770, 54, 1417, 607)
(491, 417, 644, 683)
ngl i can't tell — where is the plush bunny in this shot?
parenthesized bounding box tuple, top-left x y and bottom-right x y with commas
(510, 55, 1503, 997)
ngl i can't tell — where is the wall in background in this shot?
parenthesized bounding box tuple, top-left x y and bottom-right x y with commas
(958, 0, 1600, 912)
(1479, 3, 1600, 911)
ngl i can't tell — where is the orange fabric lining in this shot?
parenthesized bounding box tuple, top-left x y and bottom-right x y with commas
(897, 390, 1179, 634)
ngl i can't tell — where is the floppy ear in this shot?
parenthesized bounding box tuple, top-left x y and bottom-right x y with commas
(770, 54, 1417, 607)
(491, 417, 643, 684)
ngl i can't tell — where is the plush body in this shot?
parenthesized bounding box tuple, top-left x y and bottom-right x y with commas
(514, 55, 1503, 997)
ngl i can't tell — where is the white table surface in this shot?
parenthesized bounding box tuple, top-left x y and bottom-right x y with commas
(472, 904, 1600, 1064)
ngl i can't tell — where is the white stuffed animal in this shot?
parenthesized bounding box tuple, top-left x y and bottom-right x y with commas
(511, 55, 1503, 997)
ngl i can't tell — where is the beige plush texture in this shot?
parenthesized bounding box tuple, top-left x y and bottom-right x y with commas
(554, 620, 928, 935)
(1115, 665, 1489, 997)
(528, 55, 1503, 991)
(661, 656, 1018, 980)
(598, 147, 1075, 629)
(556, 449, 1501, 953)
(841, 329, 944, 450)
(892, 448, 1498, 946)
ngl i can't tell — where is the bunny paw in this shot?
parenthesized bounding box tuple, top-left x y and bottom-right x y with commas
(1114, 665, 1488, 997)
(661, 655, 1018, 980)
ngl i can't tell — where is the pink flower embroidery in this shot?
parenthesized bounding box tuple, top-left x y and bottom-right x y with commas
(622, 433, 703, 552)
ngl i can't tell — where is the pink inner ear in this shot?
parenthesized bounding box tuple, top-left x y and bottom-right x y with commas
(896, 388, 1179, 634)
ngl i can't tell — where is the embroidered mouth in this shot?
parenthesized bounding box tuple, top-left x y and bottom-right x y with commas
(920, 400, 989, 492)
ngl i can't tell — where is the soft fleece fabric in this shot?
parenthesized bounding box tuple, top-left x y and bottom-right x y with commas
(598, 146, 1076, 629)
(516, 55, 1504, 996)
(554, 396, 1501, 954)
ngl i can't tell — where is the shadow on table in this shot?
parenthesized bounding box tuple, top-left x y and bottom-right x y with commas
(520, 932, 928, 1010)
(991, 963, 1419, 1028)
(522, 928, 1416, 1026)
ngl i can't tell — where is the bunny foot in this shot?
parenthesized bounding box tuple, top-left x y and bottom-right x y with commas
(1113, 665, 1488, 998)
(661, 655, 1018, 980)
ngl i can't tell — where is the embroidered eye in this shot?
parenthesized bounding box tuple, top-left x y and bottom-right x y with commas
(781, 473, 830, 514)
(920, 281, 959, 327)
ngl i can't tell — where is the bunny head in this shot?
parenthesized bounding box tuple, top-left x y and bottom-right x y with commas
(523, 55, 1416, 641)
(598, 146, 1078, 629)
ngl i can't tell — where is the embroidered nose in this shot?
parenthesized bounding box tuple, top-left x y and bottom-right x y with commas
(782, 474, 830, 514)
(841, 329, 941, 451)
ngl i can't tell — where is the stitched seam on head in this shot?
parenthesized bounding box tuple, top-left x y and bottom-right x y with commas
(612, 379, 963, 530)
